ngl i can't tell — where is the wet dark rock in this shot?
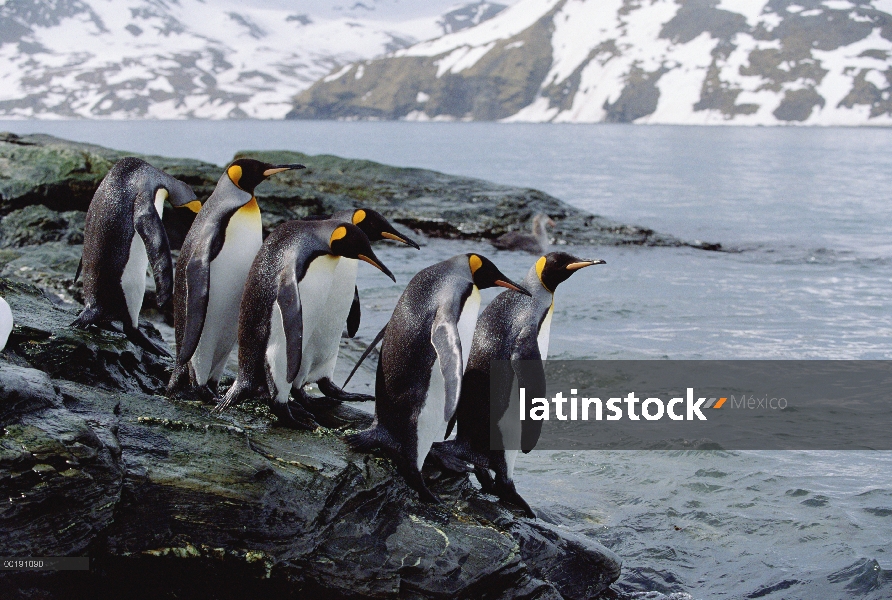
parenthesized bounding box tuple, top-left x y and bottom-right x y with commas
(0, 278, 169, 393)
(0, 273, 622, 598)
(0, 204, 85, 247)
(237, 149, 718, 249)
(0, 132, 721, 253)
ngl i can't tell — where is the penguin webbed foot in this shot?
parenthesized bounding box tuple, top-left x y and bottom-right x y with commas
(409, 475, 442, 505)
(121, 321, 171, 358)
(192, 384, 219, 404)
(71, 307, 101, 330)
(271, 400, 319, 430)
(166, 363, 192, 398)
(316, 377, 375, 403)
(474, 465, 497, 494)
(494, 476, 536, 519)
(428, 442, 473, 474)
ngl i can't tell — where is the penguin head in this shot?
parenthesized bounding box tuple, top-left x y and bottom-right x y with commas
(329, 223, 396, 282)
(535, 252, 605, 293)
(466, 254, 531, 296)
(226, 158, 306, 195)
(164, 177, 202, 213)
(349, 208, 420, 249)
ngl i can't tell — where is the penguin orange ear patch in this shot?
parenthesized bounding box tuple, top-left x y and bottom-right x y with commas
(469, 254, 483, 273)
(330, 226, 348, 245)
(535, 256, 550, 290)
(353, 209, 366, 225)
(227, 164, 243, 187)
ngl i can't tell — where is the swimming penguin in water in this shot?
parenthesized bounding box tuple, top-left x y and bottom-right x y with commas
(0, 295, 13, 351)
(490, 213, 555, 255)
(294, 208, 419, 405)
(73, 157, 200, 355)
(167, 158, 305, 400)
(346, 253, 530, 503)
(214, 220, 394, 429)
(434, 252, 604, 517)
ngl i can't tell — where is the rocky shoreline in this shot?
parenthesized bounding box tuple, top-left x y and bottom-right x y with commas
(0, 131, 700, 598)
(0, 277, 622, 599)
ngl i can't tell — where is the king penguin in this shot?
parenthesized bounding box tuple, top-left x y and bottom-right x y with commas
(167, 158, 305, 399)
(347, 253, 530, 503)
(214, 220, 394, 429)
(295, 208, 419, 405)
(73, 157, 200, 355)
(434, 252, 604, 517)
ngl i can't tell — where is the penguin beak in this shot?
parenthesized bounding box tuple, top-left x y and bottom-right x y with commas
(495, 279, 532, 296)
(263, 164, 306, 177)
(381, 231, 421, 249)
(566, 259, 606, 270)
(180, 200, 202, 213)
(358, 254, 396, 282)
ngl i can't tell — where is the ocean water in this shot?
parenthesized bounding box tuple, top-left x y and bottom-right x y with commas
(2, 120, 891, 599)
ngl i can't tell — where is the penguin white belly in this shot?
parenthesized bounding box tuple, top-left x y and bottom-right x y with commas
(120, 233, 148, 328)
(265, 301, 290, 405)
(456, 286, 481, 370)
(415, 288, 482, 468)
(119, 189, 167, 328)
(505, 449, 519, 479)
(0, 296, 13, 351)
(191, 203, 262, 385)
(294, 255, 340, 387)
(537, 304, 553, 360)
(415, 358, 447, 470)
(304, 257, 356, 383)
(499, 379, 522, 478)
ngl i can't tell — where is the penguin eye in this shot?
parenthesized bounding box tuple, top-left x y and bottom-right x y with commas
(352, 210, 366, 225)
(469, 255, 482, 273)
(227, 165, 242, 187)
(329, 226, 348, 247)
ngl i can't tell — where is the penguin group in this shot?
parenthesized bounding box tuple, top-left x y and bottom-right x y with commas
(67, 156, 605, 519)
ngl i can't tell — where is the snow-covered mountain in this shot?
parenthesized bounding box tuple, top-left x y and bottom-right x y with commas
(0, 0, 507, 119)
(289, 0, 892, 125)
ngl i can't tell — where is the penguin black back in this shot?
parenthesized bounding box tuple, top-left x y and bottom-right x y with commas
(348, 253, 530, 503)
(215, 219, 393, 429)
(74, 157, 197, 355)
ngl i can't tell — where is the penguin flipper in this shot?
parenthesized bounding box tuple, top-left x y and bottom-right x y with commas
(133, 195, 174, 307)
(512, 328, 546, 454)
(346, 286, 361, 338)
(277, 265, 303, 384)
(178, 254, 211, 365)
(431, 317, 464, 423)
(74, 257, 83, 283)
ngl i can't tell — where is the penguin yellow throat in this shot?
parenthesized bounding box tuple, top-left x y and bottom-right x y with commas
(227, 197, 261, 233)
(237, 197, 260, 219)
